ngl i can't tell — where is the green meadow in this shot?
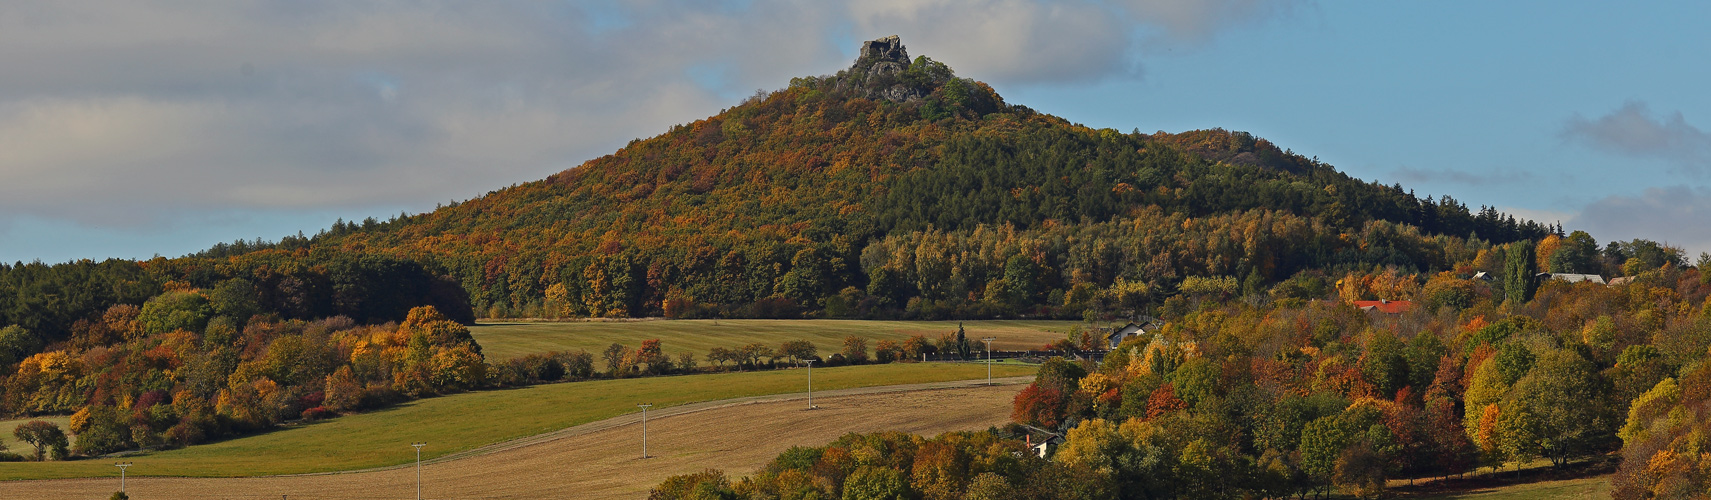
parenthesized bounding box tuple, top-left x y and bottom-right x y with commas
(471, 319, 1083, 361)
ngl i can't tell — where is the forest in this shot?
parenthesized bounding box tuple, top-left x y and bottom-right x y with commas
(653, 241, 1709, 499)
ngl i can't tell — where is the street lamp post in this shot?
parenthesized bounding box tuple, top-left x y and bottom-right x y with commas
(981, 337, 997, 385)
(805, 359, 818, 409)
(638, 404, 653, 458)
(411, 442, 426, 500)
(114, 462, 132, 495)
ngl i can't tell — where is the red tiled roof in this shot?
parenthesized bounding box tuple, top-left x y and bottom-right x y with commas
(1351, 300, 1413, 314)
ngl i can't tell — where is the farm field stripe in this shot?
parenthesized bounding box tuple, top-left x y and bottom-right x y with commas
(288, 374, 1035, 476)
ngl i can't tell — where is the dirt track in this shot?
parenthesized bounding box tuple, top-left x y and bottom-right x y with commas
(2, 378, 1029, 500)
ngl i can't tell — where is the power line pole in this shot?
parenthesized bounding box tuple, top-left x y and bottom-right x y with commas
(637, 404, 653, 458)
(114, 462, 132, 496)
(411, 442, 426, 500)
(805, 359, 818, 410)
(981, 337, 997, 385)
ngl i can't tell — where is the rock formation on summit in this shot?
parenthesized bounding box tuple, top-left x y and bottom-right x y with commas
(857, 35, 910, 79)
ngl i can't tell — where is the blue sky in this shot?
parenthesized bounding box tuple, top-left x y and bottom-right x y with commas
(2, 1, 1708, 263)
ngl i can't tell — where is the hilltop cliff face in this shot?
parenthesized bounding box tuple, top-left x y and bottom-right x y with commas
(303, 36, 1546, 318)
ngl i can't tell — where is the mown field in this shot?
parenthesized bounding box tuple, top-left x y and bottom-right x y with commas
(0, 362, 1035, 480)
(471, 319, 1083, 360)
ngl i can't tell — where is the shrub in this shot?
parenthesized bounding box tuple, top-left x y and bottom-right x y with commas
(301, 406, 335, 421)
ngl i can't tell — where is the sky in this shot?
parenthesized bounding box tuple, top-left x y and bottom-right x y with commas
(2, 1, 1709, 264)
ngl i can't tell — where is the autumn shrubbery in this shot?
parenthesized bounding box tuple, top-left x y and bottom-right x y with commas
(1, 292, 500, 457)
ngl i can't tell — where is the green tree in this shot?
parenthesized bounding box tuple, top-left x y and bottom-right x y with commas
(137, 290, 214, 336)
(1548, 231, 1599, 274)
(843, 465, 908, 500)
(1503, 240, 1537, 304)
(1405, 332, 1446, 394)
(780, 248, 827, 308)
(1300, 416, 1349, 497)
(1003, 254, 1041, 305)
(1504, 347, 1615, 466)
(208, 278, 260, 322)
(0, 324, 41, 366)
(1360, 329, 1408, 398)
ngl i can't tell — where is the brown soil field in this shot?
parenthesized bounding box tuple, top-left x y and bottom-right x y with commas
(3, 379, 1028, 500)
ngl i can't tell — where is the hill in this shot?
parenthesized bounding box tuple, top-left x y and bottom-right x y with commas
(0, 36, 1562, 339)
(288, 35, 1550, 320)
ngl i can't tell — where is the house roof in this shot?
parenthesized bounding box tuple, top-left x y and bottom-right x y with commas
(1542, 273, 1606, 284)
(1351, 300, 1413, 314)
(1105, 317, 1163, 339)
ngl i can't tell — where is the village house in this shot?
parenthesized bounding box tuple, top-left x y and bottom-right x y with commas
(1351, 299, 1413, 314)
(1106, 317, 1164, 349)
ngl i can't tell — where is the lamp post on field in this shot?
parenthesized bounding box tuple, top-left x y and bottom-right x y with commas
(805, 359, 818, 409)
(411, 442, 426, 500)
(638, 404, 654, 458)
(114, 462, 132, 495)
(981, 337, 997, 385)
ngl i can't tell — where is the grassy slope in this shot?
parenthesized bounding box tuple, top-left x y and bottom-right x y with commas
(471, 319, 1082, 360)
(0, 362, 1035, 481)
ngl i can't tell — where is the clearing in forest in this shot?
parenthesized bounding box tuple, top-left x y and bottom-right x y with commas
(472, 318, 1083, 360)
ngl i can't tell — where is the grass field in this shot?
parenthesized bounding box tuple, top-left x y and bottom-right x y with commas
(1416, 476, 1610, 499)
(0, 362, 1035, 481)
(471, 319, 1083, 360)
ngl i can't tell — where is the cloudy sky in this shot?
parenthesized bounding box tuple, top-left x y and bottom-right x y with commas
(2, 1, 1708, 263)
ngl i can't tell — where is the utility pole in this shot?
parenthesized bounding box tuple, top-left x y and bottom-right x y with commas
(637, 404, 653, 458)
(805, 359, 818, 410)
(114, 462, 132, 495)
(981, 337, 997, 385)
(411, 442, 426, 500)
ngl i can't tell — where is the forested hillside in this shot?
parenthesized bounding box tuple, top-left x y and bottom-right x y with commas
(2, 37, 1565, 340)
(287, 37, 1552, 321)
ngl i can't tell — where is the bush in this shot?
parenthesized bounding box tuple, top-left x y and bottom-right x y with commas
(301, 406, 335, 421)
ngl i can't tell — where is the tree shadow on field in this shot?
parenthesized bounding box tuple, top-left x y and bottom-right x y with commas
(1391, 456, 1616, 498)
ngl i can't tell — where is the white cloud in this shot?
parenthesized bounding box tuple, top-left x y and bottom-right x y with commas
(845, 0, 1305, 84)
(0, 0, 1304, 257)
(1563, 186, 1711, 257)
(1561, 101, 1711, 175)
(847, 0, 1134, 83)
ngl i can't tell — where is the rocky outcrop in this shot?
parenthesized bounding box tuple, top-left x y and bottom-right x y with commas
(858, 35, 910, 78)
(839, 35, 935, 103)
